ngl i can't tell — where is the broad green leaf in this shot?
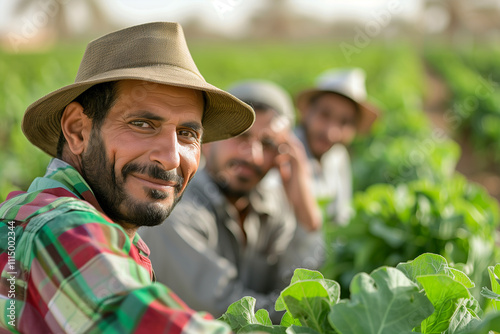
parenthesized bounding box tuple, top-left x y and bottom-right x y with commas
(280, 311, 301, 327)
(279, 281, 332, 333)
(369, 219, 406, 248)
(449, 268, 475, 289)
(417, 275, 473, 333)
(486, 264, 500, 311)
(481, 287, 500, 302)
(238, 324, 287, 334)
(256, 309, 273, 326)
(396, 253, 474, 289)
(276, 269, 340, 312)
(445, 302, 482, 333)
(329, 267, 433, 334)
(219, 296, 271, 332)
(453, 311, 500, 334)
(285, 325, 321, 334)
(290, 269, 325, 284)
(290, 269, 340, 304)
(396, 253, 449, 283)
(277, 269, 323, 311)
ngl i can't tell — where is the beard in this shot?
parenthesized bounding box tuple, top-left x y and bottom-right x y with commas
(80, 129, 184, 227)
(210, 159, 264, 200)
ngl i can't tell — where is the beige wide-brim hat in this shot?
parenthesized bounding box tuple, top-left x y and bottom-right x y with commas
(22, 21, 255, 157)
(296, 68, 378, 133)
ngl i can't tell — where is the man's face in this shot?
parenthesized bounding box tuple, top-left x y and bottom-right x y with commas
(204, 110, 285, 198)
(303, 93, 358, 159)
(81, 80, 204, 227)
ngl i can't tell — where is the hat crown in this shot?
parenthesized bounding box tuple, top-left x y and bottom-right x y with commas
(227, 80, 295, 125)
(75, 22, 203, 83)
(22, 21, 255, 157)
(316, 68, 367, 102)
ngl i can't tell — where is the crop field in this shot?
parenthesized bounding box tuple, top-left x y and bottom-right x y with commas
(2, 39, 500, 332)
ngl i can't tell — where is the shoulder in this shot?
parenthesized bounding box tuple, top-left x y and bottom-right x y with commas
(19, 194, 129, 249)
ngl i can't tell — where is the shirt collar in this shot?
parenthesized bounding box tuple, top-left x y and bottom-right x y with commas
(23, 158, 151, 254)
(28, 158, 104, 212)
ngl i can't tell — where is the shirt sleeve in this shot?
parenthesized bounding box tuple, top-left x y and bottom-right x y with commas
(140, 202, 286, 323)
(323, 144, 353, 226)
(24, 202, 231, 334)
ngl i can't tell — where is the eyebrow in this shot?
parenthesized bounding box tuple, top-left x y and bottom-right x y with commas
(129, 111, 204, 132)
(182, 121, 204, 135)
(129, 110, 165, 121)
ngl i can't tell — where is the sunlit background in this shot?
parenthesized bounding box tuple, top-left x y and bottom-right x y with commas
(2, 0, 500, 308)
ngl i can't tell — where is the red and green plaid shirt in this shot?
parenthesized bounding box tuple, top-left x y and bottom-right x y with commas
(0, 159, 231, 333)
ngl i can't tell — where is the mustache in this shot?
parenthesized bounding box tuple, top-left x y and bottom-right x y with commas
(228, 159, 263, 176)
(314, 133, 332, 143)
(122, 163, 184, 187)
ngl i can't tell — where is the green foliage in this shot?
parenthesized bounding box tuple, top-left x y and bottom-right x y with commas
(328, 267, 433, 334)
(321, 174, 499, 304)
(425, 47, 500, 164)
(219, 254, 500, 334)
(0, 47, 84, 201)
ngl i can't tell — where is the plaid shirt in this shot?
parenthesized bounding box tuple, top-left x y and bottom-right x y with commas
(0, 159, 231, 333)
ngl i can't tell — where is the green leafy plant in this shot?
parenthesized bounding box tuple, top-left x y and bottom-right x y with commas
(322, 174, 499, 304)
(425, 47, 500, 164)
(219, 254, 500, 334)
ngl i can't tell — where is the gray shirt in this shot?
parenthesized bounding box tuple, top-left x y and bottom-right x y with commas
(140, 169, 296, 321)
(295, 125, 353, 225)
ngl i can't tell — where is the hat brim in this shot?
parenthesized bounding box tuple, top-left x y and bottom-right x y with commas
(22, 65, 255, 157)
(296, 89, 378, 134)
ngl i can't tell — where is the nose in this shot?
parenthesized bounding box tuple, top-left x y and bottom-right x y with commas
(326, 122, 342, 143)
(149, 128, 180, 170)
(250, 141, 264, 166)
(240, 139, 264, 166)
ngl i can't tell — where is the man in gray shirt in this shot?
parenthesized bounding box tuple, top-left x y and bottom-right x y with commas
(141, 80, 321, 323)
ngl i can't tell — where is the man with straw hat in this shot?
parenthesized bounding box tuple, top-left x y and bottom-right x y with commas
(0, 22, 254, 333)
(296, 68, 379, 226)
(141, 79, 321, 323)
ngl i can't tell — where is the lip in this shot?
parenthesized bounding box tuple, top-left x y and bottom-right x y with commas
(315, 137, 334, 148)
(130, 174, 179, 191)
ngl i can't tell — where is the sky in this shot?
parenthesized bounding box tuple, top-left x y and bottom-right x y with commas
(103, 0, 425, 37)
(0, 0, 426, 39)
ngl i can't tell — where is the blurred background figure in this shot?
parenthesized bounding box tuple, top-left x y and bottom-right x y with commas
(140, 79, 321, 323)
(295, 68, 379, 225)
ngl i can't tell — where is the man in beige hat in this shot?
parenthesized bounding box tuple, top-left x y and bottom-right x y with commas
(296, 68, 378, 225)
(141, 79, 322, 323)
(0, 22, 254, 333)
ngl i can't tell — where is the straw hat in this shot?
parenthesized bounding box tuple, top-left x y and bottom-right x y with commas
(296, 68, 378, 133)
(226, 79, 295, 126)
(22, 22, 255, 157)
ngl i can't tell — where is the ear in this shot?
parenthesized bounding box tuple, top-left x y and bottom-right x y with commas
(60, 102, 92, 155)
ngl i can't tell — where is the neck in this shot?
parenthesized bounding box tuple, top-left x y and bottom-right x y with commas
(117, 221, 138, 241)
(227, 195, 250, 214)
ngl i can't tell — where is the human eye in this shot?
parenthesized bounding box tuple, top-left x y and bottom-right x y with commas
(261, 137, 277, 151)
(178, 129, 200, 142)
(129, 120, 153, 128)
